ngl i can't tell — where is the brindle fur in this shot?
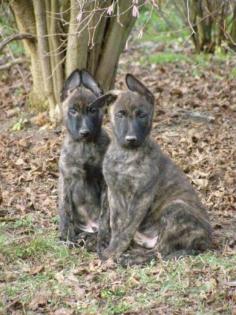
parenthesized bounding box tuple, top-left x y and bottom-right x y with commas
(58, 69, 111, 249)
(97, 74, 212, 265)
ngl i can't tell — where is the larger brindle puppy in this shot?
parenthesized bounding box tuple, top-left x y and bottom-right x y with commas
(98, 74, 212, 265)
(58, 69, 112, 247)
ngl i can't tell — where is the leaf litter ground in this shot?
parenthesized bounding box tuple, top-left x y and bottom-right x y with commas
(0, 47, 235, 314)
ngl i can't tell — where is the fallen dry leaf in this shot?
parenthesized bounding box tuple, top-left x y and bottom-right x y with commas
(28, 290, 49, 311)
(30, 112, 49, 126)
(225, 281, 236, 287)
(29, 265, 45, 276)
(54, 308, 75, 315)
(6, 300, 24, 313)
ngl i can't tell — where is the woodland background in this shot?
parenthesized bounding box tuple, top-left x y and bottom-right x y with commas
(0, 1, 236, 314)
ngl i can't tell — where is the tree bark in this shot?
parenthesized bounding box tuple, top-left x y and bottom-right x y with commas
(33, 0, 56, 119)
(87, 1, 112, 75)
(96, 1, 137, 91)
(10, 0, 45, 107)
(65, 0, 89, 76)
(49, 0, 64, 105)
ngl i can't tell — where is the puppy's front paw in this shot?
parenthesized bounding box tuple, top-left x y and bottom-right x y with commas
(97, 239, 108, 255)
(99, 247, 114, 261)
(116, 253, 131, 267)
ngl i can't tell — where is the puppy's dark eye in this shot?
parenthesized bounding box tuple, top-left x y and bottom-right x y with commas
(88, 107, 98, 114)
(136, 110, 147, 118)
(68, 107, 78, 116)
(116, 110, 127, 118)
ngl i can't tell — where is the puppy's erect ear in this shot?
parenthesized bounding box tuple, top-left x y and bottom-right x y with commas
(80, 69, 103, 97)
(89, 93, 117, 109)
(126, 73, 154, 104)
(60, 69, 81, 102)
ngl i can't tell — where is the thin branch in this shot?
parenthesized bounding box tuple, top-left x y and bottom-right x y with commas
(0, 57, 28, 71)
(186, 0, 196, 35)
(0, 33, 35, 52)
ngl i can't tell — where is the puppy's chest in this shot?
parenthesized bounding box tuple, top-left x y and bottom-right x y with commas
(60, 142, 103, 178)
(104, 153, 152, 190)
(74, 143, 103, 164)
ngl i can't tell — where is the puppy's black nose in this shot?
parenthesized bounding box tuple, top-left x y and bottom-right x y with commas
(79, 129, 90, 137)
(125, 135, 137, 145)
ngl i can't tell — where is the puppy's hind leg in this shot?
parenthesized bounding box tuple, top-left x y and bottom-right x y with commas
(157, 201, 212, 258)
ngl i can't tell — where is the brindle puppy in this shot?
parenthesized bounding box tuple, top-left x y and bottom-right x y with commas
(97, 74, 212, 265)
(58, 69, 112, 248)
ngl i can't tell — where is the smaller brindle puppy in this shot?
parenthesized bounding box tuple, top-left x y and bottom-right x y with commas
(97, 74, 212, 265)
(58, 69, 112, 246)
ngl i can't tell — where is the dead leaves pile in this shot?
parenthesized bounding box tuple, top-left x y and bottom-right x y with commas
(0, 131, 60, 219)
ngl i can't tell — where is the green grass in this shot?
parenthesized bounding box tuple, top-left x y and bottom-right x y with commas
(230, 67, 236, 78)
(1, 212, 236, 314)
(141, 50, 234, 79)
(76, 253, 235, 314)
(1, 219, 235, 315)
(145, 52, 190, 64)
(1, 232, 60, 261)
(12, 214, 35, 229)
(1, 218, 70, 262)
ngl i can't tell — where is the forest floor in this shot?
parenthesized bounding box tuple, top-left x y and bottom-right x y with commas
(0, 40, 236, 315)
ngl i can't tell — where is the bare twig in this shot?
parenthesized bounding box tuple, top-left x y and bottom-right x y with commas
(0, 57, 29, 71)
(186, 0, 196, 35)
(0, 217, 17, 222)
(0, 33, 35, 52)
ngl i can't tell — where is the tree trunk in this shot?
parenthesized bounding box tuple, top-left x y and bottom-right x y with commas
(95, 1, 137, 91)
(46, 1, 64, 105)
(65, 0, 89, 76)
(10, 0, 137, 119)
(11, 0, 45, 109)
(33, 0, 56, 119)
